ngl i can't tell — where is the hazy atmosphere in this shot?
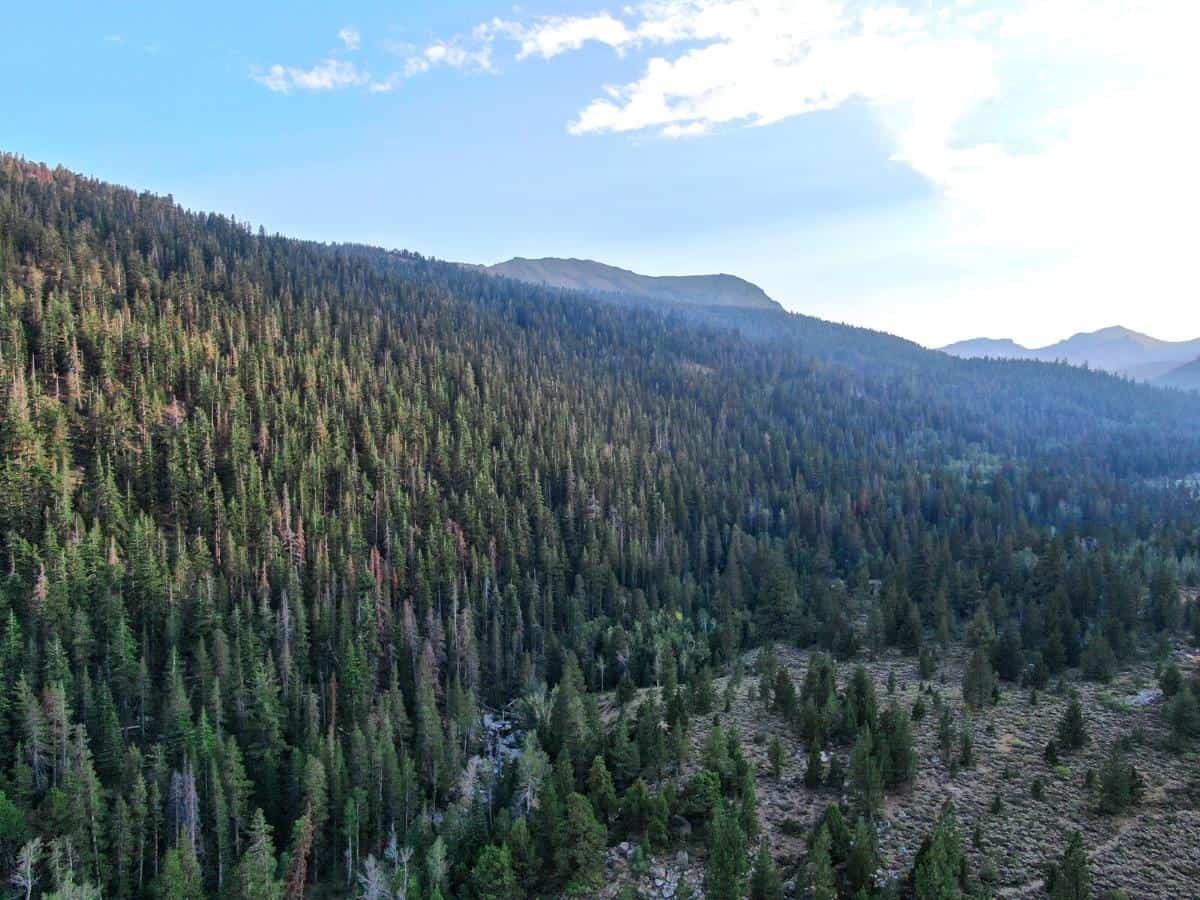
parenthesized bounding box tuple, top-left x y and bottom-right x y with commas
(4, 0, 1196, 347)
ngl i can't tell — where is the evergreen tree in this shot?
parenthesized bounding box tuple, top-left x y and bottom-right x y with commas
(805, 741, 824, 789)
(470, 844, 523, 900)
(911, 804, 966, 900)
(555, 794, 605, 892)
(807, 825, 837, 900)
(1057, 695, 1089, 752)
(768, 737, 786, 780)
(705, 801, 749, 900)
(962, 648, 996, 711)
(1166, 685, 1200, 745)
(850, 727, 883, 817)
(586, 755, 617, 824)
(1097, 747, 1143, 816)
(748, 839, 783, 900)
(156, 841, 204, 900)
(233, 810, 281, 900)
(846, 816, 879, 895)
(1046, 832, 1090, 900)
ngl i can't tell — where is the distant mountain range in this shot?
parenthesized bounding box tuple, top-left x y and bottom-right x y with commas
(941, 326, 1200, 388)
(482, 257, 781, 311)
(480, 260, 1200, 393)
(1156, 357, 1200, 392)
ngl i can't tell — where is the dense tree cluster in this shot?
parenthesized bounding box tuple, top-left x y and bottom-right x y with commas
(0, 155, 1198, 898)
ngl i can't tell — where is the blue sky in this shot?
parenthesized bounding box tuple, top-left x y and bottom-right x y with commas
(3, 1, 1196, 347)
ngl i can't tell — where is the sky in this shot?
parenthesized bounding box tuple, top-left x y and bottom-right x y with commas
(2, 0, 1197, 348)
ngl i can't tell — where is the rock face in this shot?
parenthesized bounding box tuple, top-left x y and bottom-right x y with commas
(485, 257, 782, 311)
(601, 841, 698, 900)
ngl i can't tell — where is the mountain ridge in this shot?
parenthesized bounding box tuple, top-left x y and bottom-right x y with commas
(1156, 356, 1200, 391)
(941, 325, 1200, 382)
(483, 256, 782, 311)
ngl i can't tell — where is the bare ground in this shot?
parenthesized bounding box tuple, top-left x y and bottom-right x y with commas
(599, 644, 1200, 899)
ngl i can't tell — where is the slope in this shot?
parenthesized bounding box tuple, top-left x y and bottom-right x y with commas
(1156, 356, 1200, 391)
(3, 153, 1200, 900)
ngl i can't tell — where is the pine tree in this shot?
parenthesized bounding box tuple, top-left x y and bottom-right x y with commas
(1097, 747, 1143, 816)
(1057, 694, 1088, 752)
(549, 654, 586, 763)
(850, 726, 883, 817)
(586, 755, 617, 823)
(938, 707, 956, 766)
(846, 816, 879, 895)
(959, 725, 975, 769)
(1046, 831, 1090, 900)
(414, 663, 445, 798)
(748, 839, 783, 900)
(805, 740, 823, 789)
(705, 801, 749, 900)
(807, 825, 837, 900)
(768, 737, 786, 779)
(962, 648, 996, 710)
(234, 809, 281, 900)
(156, 840, 204, 900)
(1166, 685, 1200, 745)
(739, 768, 760, 840)
(470, 844, 523, 900)
(555, 794, 605, 892)
(911, 803, 966, 900)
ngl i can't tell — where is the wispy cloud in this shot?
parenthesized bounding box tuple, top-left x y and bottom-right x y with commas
(506, 13, 635, 60)
(397, 34, 495, 77)
(253, 58, 372, 94)
(442, 0, 1197, 271)
(254, 24, 499, 96)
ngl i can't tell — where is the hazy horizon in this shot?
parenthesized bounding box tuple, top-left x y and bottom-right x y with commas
(5, 0, 1197, 347)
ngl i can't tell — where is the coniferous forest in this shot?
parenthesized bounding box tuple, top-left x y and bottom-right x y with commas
(2, 155, 1200, 899)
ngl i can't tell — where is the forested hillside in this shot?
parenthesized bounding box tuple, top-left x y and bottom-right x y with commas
(1, 155, 1199, 900)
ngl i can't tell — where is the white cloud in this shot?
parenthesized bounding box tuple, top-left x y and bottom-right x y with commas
(506, 13, 636, 60)
(552, 0, 1000, 156)
(422, 39, 494, 72)
(255, 20, 501, 95)
(338, 26, 361, 51)
(250, 2, 1200, 343)
(464, 0, 1199, 343)
(382, 24, 499, 79)
(253, 59, 371, 94)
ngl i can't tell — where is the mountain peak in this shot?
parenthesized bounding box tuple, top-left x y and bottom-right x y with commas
(484, 256, 781, 311)
(941, 326, 1200, 381)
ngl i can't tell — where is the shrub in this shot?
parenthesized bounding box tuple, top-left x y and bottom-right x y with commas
(1159, 662, 1183, 698)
